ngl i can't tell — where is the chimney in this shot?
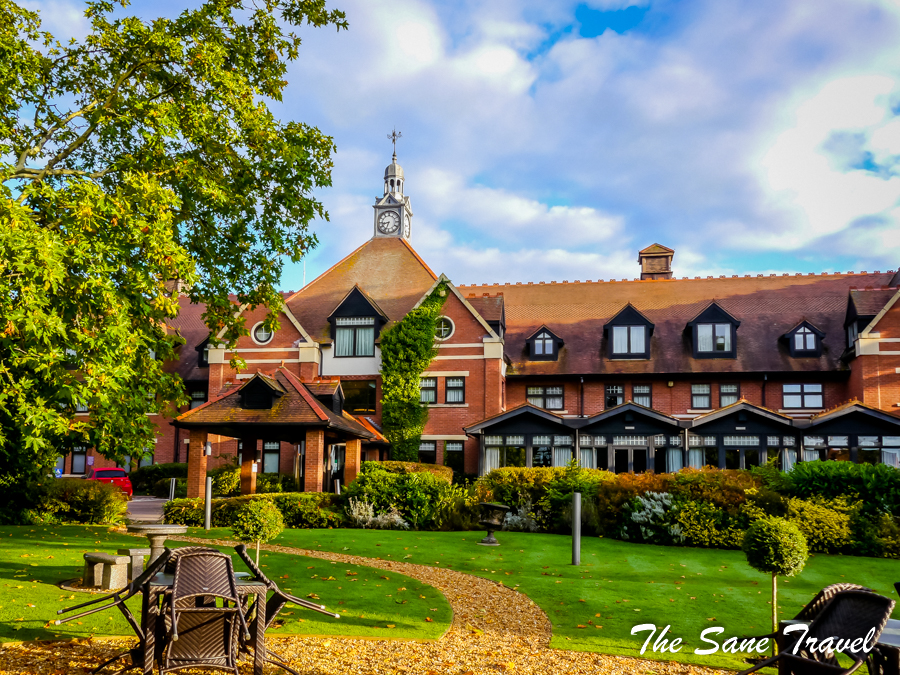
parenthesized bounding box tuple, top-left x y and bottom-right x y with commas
(637, 244, 674, 280)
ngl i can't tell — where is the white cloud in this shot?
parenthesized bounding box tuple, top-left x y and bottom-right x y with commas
(20, 0, 90, 42)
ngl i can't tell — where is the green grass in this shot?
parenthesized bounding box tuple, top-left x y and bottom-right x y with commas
(187, 527, 900, 670)
(0, 526, 450, 643)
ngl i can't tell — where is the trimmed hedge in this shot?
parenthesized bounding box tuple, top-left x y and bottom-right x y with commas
(26, 478, 129, 525)
(377, 461, 453, 483)
(787, 461, 900, 515)
(164, 492, 342, 529)
(131, 463, 188, 495)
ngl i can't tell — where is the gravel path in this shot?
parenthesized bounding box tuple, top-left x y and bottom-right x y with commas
(0, 535, 732, 674)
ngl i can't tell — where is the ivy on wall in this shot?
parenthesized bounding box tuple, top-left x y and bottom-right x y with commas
(379, 282, 448, 461)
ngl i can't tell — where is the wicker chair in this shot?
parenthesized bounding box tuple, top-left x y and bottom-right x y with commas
(163, 546, 222, 574)
(737, 590, 895, 675)
(160, 550, 251, 675)
(54, 548, 173, 674)
(234, 544, 340, 674)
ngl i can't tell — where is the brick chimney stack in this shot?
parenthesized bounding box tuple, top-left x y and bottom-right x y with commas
(638, 244, 674, 280)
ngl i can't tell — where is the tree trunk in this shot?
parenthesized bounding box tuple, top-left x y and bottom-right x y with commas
(772, 573, 778, 655)
(256, 540, 260, 566)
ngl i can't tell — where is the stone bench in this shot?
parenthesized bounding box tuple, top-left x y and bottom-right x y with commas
(83, 552, 130, 590)
(117, 548, 151, 581)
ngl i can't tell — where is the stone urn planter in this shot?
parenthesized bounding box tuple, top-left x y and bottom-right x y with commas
(477, 502, 510, 546)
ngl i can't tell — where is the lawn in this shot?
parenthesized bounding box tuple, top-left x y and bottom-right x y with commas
(0, 526, 451, 643)
(188, 527, 900, 670)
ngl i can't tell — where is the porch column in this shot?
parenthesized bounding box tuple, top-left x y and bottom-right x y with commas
(240, 437, 258, 495)
(345, 438, 362, 485)
(304, 429, 325, 492)
(186, 429, 209, 499)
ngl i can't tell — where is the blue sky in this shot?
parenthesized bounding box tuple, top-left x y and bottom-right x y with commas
(25, 0, 900, 289)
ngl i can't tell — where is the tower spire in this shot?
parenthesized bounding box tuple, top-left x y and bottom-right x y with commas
(387, 127, 402, 161)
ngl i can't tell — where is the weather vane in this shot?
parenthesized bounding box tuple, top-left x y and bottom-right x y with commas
(387, 128, 402, 158)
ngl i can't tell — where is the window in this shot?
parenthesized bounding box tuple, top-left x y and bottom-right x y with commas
(262, 441, 280, 474)
(783, 384, 823, 409)
(253, 323, 273, 345)
(198, 342, 210, 367)
(190, 390, 207, 409)
(847, 322, 859, 348)
(533, 332, 554, 356)
(335, 317, 375, 357)
(633, 384, 651, 408)
(343, 380, 377, 414)
(418, 441, 436, 464)
(445, 441, 464, 453)
(75, 401, 89, 413)
(611, 326, 646, 356)
(719, 383, 739, 406)
(445, 377, 465, 403)
(71, 446, 87, 474)
(435, 317, 454, 340)
(526, 386, 563, 410)
(419, 378, 437, 404)
(794, 327, 817, 351)
(605, 384, 624, 408)
(697, 323, 732, 353)
(691, 384, 711, 409)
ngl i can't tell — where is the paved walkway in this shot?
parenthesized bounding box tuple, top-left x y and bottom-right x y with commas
(0, 535, 731, 674)
(127, 496, 166, 523)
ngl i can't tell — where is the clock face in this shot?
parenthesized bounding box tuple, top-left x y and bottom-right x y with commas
(378, 211, 400, 234)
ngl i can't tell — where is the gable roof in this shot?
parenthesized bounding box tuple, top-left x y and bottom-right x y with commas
(327, 285, 390, 322)
(463, 403, 567, 434)
(639, 243, 674, 256)
(690, 399, 794, 428)
(459, 271, 896, 377)
(166, 296, 212, 383)
(286, 238, 438, 342)
(849, 288, 896, 317)
(577, 401, 680, 428)
(174, 367, 375, 439)
(807, 399, 900, 426)
(412, 274, 500, 340)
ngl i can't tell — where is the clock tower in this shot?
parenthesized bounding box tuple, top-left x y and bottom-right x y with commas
(373, 143, 413, 240)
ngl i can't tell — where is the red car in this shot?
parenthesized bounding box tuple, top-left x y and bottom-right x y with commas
(84, 468, 133, 497)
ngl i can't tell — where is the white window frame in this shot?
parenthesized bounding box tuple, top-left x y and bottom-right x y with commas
(251, 322, 274, 345)
(435, 316, 455, 341)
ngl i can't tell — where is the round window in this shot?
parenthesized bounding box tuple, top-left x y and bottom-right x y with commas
(435, 317, 454, 340)
(253, 323, 273, 344)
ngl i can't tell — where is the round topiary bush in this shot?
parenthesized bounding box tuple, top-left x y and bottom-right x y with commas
(230, 497, 285, 564)
(743, 516, 809, 636)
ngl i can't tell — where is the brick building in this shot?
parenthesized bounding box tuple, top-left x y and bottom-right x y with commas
(58, 153, 900, 489)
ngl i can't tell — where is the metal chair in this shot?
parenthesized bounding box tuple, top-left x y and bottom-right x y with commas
(160, 550, 251, 675)
(54, 548, 173, 674)
(737, 590, 895, 675)
(234, 543, 340, 674)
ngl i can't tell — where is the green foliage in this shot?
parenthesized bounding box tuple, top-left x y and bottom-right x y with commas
(163, 492, 341, 528)
(152, 477, 186, 499)
(742, 517, 809, 577)
(787, 461, 900, 514)
(230, 498, 284, 547)
(785, 496, 856, 553)
(379, 283, 447, 460)
(377, 460, 453, 483)
(675, 500, 745, 549)
(131, 462, 187, 495)
(210, 465, 241, 497)
(28, 477, 128, 524)
(0, 0, 346, 485)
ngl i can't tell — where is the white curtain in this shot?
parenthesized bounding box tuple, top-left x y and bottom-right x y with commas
(802, 449, 820, 462)
(630, 326, 645, 352)
(553, 448, 572, 467)
(715, 324, 731, 351)
(698, 324, 713, 351)
(882, 449, 900, 468)
(580, 449, 595, 469)
(357, 327, 375, 356)
(484, 448, 500, 473)
(687, 449, 704, 469)
(668, 449, 684, 472)
(783, 449, 797, 471)
(613, 326, 628, 353)
(335, 328, 354, 356)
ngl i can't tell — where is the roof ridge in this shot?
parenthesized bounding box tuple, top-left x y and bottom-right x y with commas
(278, 368, 329, 422)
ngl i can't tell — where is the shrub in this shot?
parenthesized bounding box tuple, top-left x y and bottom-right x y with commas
(346, 498, 376, 527)
(257, 473, 298, 493)
(230, 498, 284, 563)
(152, 477, 187, 499)
(675, 500, 745, 549)
(368, 507, 410, 530)
(621, 492, 683, 545)
(785, 496, 856, 553)
(130, 463, 187, 495)
(163, 492, 341, 528)
(787, 461, 900, 514)
(503, 500, 540, 532)
(210, 465, 240, 497)
(376, 461, 453, 483)
(46, 478, 128, 524)
(669, 467, 760, 511)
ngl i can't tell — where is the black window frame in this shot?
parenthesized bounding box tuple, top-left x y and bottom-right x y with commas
(783, 383, 824, 410)
(418, 441, 437, 464)
(610, 325, 649, 358)
(605, 304, 653, 360)
(786, 322, 825, 358)
(334, 317, 376, 358)
(261, 441, 280, 474)
(526, 326, 563, 362)
(189, 390, 207, 410)
(632, 383, 652, 408)
(719, 383, 740, 407)
(691, 383, 712, 409)
(419, 377, 437, 404)
(687, 303, 740, 359)
(605, 384, 624, 408)
(445, 377, 465, 404)
(526, 385, 564, 410)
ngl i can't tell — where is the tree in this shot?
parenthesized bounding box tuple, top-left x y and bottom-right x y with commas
(743, 517, 809, 644)
(0, 0, 347, 501)
(230, 497, 284, 564)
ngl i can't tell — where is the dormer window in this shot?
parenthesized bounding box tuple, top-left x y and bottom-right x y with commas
(785, 321, 824, 358)
(687, 302, 739, 359)
(335, 317, 375, 357)
(526, 326, 563, 361)
(605, 304, 653, 359)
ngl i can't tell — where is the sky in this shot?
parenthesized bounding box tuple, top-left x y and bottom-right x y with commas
(24, 0, 900, 290)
